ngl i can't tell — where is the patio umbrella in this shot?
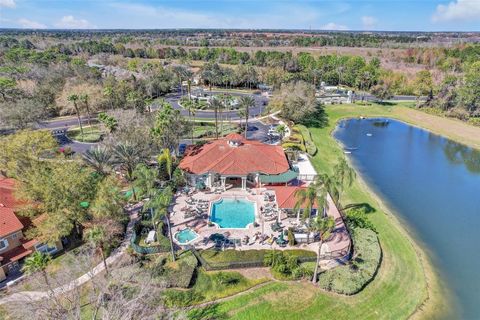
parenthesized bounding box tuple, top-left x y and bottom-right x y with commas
(209, 233, 225, 241)
(195, 181, 206, 190)
(79, 201, 89, 208)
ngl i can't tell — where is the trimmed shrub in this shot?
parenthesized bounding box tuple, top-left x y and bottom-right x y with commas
(344, 208, 377, 232)
(294, 124, 317, 156)
(314, 228, 381, 295)
(149, 251, 198, 288)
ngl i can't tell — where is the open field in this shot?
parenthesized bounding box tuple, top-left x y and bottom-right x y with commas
(210, 103, 458, 319)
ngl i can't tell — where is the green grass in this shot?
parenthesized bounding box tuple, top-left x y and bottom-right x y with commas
(200, 249, 316, 264)
(165, 269, 268, 308)
(313, 228, 381, 295)
(189, 122, 239, 139)
(208, 103, 449, 320)
(67, 125, 104, 143)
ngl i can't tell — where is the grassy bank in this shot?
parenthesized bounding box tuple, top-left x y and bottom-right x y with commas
(210, 103, 452, 320)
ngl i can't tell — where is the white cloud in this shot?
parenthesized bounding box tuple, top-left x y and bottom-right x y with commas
(432, 0, 480, 22)
(361, 16, 377, 29)
(54, 15, 95, 29)
(0, 0, 15, 8)
(17, 18, 47, 29)
(320, 22, 348, 31)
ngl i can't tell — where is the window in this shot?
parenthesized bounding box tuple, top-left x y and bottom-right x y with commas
(0, 239, 9, 252)
(11, 233, 17, 239)
(35, 243, 58, 255)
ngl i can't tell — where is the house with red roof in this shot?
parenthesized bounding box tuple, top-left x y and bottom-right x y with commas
(179, 133, 298, 190)
(0, 177, 63, 282)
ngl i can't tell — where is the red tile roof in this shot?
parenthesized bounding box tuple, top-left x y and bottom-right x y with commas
(0, 245, 33, 265)
(268, 186, 318, 209)
(179, 136, 290, 176)
(0, 177, 28, 238)
(0, 177, 20, 209)
(0, 207, 24, 238)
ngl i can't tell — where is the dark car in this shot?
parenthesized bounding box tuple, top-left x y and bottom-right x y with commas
(178, 143, 187, 156)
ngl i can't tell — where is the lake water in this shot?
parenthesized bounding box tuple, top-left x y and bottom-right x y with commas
(334, 118, 480, 319)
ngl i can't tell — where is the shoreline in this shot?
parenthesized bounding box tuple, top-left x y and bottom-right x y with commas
(331, 116, 456, 319)
(385, 106, 480, 151)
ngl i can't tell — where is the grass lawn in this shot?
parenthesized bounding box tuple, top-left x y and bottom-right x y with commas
(193, 270, 268, 302)
(200, 249, 316, 264)
(67, 125, 104, 143)
(210, 103, 452, 320)
(189, 122, 239, 139)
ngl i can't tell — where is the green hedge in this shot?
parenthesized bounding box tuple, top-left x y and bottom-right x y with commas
(150, 251, 198, 288)
(197, 249, 316, 270)
(308, 228, 381, 295)
(294, 124, 317, 156)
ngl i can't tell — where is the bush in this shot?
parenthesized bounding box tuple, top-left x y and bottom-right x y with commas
(282, 142, 306, 152)
(214, 272, 241, 286)
(345, 208, 376, 232)
(149, 251, 198, 288)
(294, 124, 317, 156)
(163, 289, 204, 307)
(314, 228, 381, 295)
(264, 250, 312, 280)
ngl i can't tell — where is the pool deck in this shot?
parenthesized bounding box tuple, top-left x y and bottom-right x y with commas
(169, 188, 351, 268)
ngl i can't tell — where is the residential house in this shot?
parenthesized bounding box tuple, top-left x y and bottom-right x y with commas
(0, 177, 63, 282)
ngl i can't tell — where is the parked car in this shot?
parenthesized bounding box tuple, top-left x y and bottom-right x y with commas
(178, 143, 187, 156)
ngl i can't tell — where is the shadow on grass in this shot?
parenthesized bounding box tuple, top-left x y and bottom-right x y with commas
(187, 303, 227, 320)
(376, 101, 396, 106)
(343, 202, 376, 214)
(299, 106, 329, 128)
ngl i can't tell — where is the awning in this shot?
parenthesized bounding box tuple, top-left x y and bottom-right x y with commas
(259, 170, 298, 184)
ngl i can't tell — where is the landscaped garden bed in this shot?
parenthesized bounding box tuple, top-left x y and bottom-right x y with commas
(310, 228, 381, 295)
(198, 249, 316, 270)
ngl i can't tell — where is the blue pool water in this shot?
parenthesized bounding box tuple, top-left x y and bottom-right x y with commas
(210, 198, 255, 228)
(174, 228, 198, 244)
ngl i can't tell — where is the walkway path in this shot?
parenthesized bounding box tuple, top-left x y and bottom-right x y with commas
(0, 203, 142, 305)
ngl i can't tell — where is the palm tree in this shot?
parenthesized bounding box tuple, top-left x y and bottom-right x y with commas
(85, 221, 122, 276)
(82, 147, 113, 176)
(317, 173, 340, 205)
(146, 186, 175, 261)
(22, 251, 51, 287)
(333, 157, 356, 203)
(157, 148, 173, 181)
(79, 93, 93, 131)
(293, 185, 317, 223)
(103, 86, 115, 110)
(310, 215, 335, 284)
(209, 97, 222, 139)
(67, 94, 84, 139)
(132, 164, 157, 200)
(113, 143, 144, 182)
(183, 99, 196, 144)
(239, 96, 255, 139)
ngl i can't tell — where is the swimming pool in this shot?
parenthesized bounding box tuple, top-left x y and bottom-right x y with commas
(174, 228, 199, 245)
(210, 198, 256, 229)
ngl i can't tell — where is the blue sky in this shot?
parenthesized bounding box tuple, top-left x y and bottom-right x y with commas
(0, 0, 479, 31)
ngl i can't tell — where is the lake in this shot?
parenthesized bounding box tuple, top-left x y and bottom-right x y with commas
(334, 118, 480, 319)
